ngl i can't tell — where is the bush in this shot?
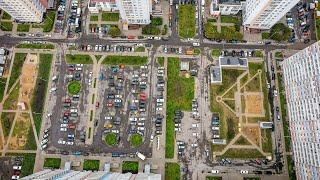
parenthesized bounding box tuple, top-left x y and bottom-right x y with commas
(142, 25, 160, 35)
(269, 23, 291, 42)
(2, 11, 11, 20)
(104, 133, 117, 146)
(129, 134, 143, 147)
(205, 22, 242, 41)
(83, 160, 100, 171)
(165, 163, 180, 180)
(16, 43, 55, 49)
(122, 161, 139, 174)
(151, 17, 163, 26)
(162, 24, 168, 35)
(44, 158, 61, 169)
(102, 55, 147, 65)
(68, 81, 81, 95)
(90, 15, 98, 21)
(108, 26, 121, 37)
(66, 54, 93, 64)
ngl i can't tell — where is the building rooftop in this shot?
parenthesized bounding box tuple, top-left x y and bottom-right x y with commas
(219, 56, 248, 68)
(218, 0, 243, 4)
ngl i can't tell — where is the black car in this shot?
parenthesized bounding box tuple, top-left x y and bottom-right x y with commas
(61, 151, 69, 155)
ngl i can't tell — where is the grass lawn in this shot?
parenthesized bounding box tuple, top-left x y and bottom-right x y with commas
(316, 19, 320, 40)
(261, 129, 272, 153)
(44, 158, 61, 169)
(83, 160, 100, 171)
(206, 177, 222, 180)
(95, 55, 102, 60)
(220, 15, 239, 24)
(142, 25, 161, 35)
(90, 15, 98, 21)
(1, 112, 15, 137)
(68, 81, 81, 95)
(16, 43, 55, 49)
(211, 49, 221, 57)
(6, 153, 36, 177)
(134, 46, 145, 52)
(287, 155, 296, 180)
(2, 11, 11, 20)
(165, 163, 180, 180)
(3, 82, 19, 110)
(17, 24, 30, 32)
(0, 21, 13, 31)
(220, 148, 264, 158)
(166, 57, 194, 158)
(32, 11, 56, 32)
(178, 5, 196, 38)
(193, 48, 201, 55)
(101, 12, 119, 21)
(255, 51, 263, 58)
(129, 133, 143, 147)
(244, 178, 260, 180)
(0, 78, 6, 101)
(102, 55, 147, 66)
(31, 54, 53, 135)
(210, 69, 243, 142)
(122, 161, 139, 174)
(104, 133, 117, 146)
(157, 57, 164, 66)
(275, 52, 283, 59)
(234, 136, 250, 145)
(66, 54, 93, 64)
(262, 32, 270, 40)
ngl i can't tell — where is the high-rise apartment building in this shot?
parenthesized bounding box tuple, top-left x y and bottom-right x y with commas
(282, 41, 320, 179)
(243, 0, 299, 29)
(117, 0, 152, 25)
(0, 0, 47, 22)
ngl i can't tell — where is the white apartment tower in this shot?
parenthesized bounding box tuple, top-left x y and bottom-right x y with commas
(0, 0, 47, 22)
(282, 41, 320, 179)
(117, 0, 152, 25)
(243, 0, 299, 29)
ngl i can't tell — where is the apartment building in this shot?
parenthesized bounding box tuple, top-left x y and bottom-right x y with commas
(88, 0, 118, 14)
(282, 41, 320, 179)
(243, 0, 299, 29)
(210, 0, 245, 16)
(0, 0, 47, 22)
(117, 0, 152, 25)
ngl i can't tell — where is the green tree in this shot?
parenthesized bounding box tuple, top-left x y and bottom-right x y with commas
(108, 26, 121, 37)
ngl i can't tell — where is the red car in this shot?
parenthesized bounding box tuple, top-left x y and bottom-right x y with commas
(96, 102, 100, 108)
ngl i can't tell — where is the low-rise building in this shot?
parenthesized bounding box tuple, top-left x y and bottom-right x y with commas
(210, 0, 245, 16)
(88, 0, 118, 14)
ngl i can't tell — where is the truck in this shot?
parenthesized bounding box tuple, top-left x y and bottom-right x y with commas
(136, 152, 146, 161)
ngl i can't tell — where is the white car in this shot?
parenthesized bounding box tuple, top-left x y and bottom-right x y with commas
(68, 134, 75, 138)
(58, 139, 66, 144)
(60, 124, 68, 128)
(41, 139, 49, 145)
(154, 36, 161, 40)
(174, 128, 181, 132)
(191, 143, 198, 147)
(114, 99, 122, 103)
(43, 133, 49, 139)
(240, 170, 249, 174)
(115, 94, 122, 98)
(111, 129, 120, 133)
(105, 116, 113, 120)
(49, 87, 57, 93)
(150, 134, 154, 142)
(192, 123, 199, 128)
(211, 170, 219, 174)
(156, 107, 163, 111)
(274, 90, 278, 97)
(60, 127, 67, 132)
(193, 42, 200, 47)
(13, 166, 22, 170)
(192, 133, 199, 137)
(66, 141, 74, 145)
(41, 144, 48, 150)
(12, 175, 20, 180)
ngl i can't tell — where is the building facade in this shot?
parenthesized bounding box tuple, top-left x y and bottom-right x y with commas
(0, 0, 47, 22)
(282, 41, 320, 179)
(20, 169, 161, 180)
(117, 0, 152, 25)
(243, 0, 299, 29)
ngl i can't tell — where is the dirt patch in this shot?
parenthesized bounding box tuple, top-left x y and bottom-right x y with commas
(9, 113, 32, 150)
(242, 126, 260, 146)
(245, 93, 263, 114)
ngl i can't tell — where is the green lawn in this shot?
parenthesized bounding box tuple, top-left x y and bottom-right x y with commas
(2, 11, 11, 20)
(287, 155, 296, 180)
(68, 81, 81, 95)
(0, 78, 7, 101)
(90, 15, 98, 21)
(32, 11, 56, 32)
(151, 17, 163, 26)
(101, 12, 119, 21)
(17, 24, 30, 32)
(255, 50, 263, 58)
(166, 57, 194, 158)
(206, 177, 222, 180)
(193, 48, 201, 55)
(44, 158, 61, 169)
(134, 46, 145, 52)
(104, 133, 117, 146)
(129, 134, 143, 147)
(122, 161, 139, 174)
(234, 136, 250, 145)
(165, 163, 180, 180)
(83, 160, 100, 171)
(0, 21, 13, 31)
(8, 53, 26, 91)
(102, 55, 147, 66)
(157, 57, 164, 66)
(220, 15, 239, 24)
(178, 5, 196, 38)
(6, 153, 36, 177)
(66, 54, 93, 64)
(95, 55, 102, 60)
(316, 19, 320, 41)
(278, 73, 290, 151)
(211, 49, 221, 57)
(261, 129, 273, 153)
(262, 32, 270, 40)
(1, 112, 15, 137)
(220, 148, 264, 158)
(205, 22, 242, 41)
(275, 52, 283, 59)
(3, 82, 19, 110)
(31, 54, 53, 135)
(142, 25, 161, 35)
(16, 43, 55, 49)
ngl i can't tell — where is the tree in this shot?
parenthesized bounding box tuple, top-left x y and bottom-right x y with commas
(269, 23, 291, 42)
(108, 26, 121, 37)
(151, 17, 163, 26)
